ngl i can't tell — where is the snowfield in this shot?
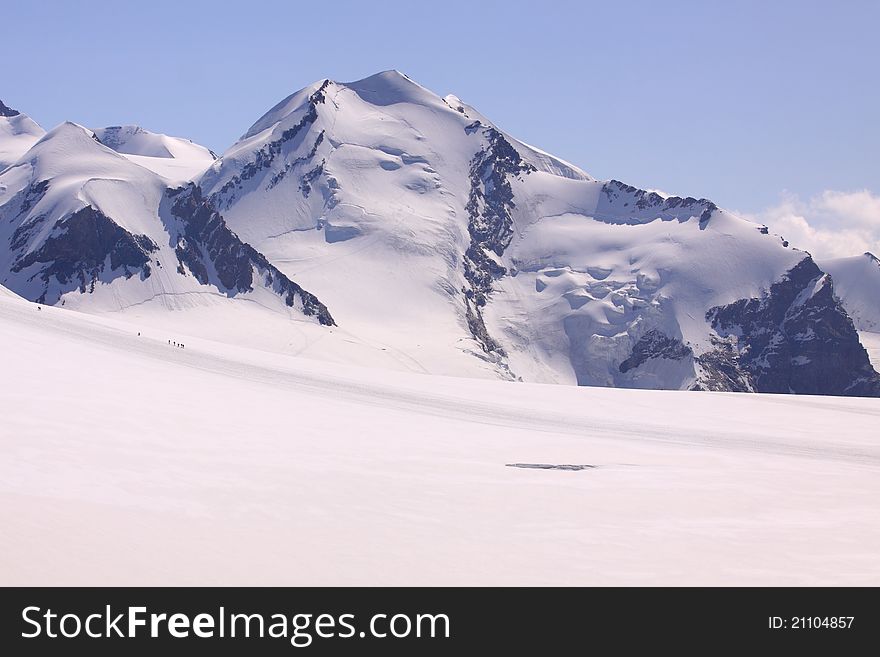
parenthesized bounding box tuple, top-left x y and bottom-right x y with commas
(861, 332, 880, 369)
(2, 293, 878, 586)
(92, 124, 216, 184)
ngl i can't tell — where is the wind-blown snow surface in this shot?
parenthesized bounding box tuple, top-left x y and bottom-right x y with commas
(821, 253, 880, 332)
(93, 125, 216, 184)
(2, 293, 878, 586)
(0, 101, 45, 171)
(820, 253, 880, 370)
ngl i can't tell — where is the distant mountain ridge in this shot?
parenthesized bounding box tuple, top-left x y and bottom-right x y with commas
(0, 76, 877, 396)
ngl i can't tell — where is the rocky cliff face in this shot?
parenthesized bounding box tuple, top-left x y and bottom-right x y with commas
(0, 100, 21, 118)
(212, 80, 330, 210)
(168, 184, 335, 325)
(9, 205, 157, 304)
(699, 257, 880, 396)
(462, 124, 535, 354)
(619, 330, 692, 374)
(598, 179, 718, 227)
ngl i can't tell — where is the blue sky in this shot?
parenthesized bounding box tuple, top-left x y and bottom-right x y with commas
(2, 0, 877, 246)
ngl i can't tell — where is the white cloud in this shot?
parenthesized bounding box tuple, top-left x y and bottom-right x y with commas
(741, 190, 880, 260)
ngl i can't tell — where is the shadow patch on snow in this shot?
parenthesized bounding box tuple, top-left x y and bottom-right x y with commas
(505, 463, 596, 471)
(317, 219, 362, 243)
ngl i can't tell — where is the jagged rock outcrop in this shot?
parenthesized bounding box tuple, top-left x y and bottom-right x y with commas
(693, 339, 756, 392)
(619, 330, 692, 373)
(0, 100, 21, 118)
(462, 125, 536, 353)
(10, 205, 157, 304)
(168, 184, 335, 325)
(214, 80, 330, 208)
(599, 180, 718, 227)
(699, 257, 880, 396)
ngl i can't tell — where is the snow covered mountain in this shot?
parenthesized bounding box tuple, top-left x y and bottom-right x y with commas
(0, 73, 877, 396)
(93, 125, 216, 183)
(0, 100, 45, 171)
(0, 121, 332, 324)
(193, 70, 879, 396)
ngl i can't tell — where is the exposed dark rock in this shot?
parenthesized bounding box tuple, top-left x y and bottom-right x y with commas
(0, 100, 20, 118)
(268, 131, 325, 190)
(692, 338, 754, 392)
(10, 214, 47, 252)
(6, 181, 51, 253)
(462, 126, 535, 353)
(300, 161, 324, 198)
(168, 184, 335, 326)
(215, 81, 330, 207)
(619, 330, 692, 373)
(464, 120, 482, 134)
(601, 180, 717, 228)
(11, 205, 157, 303)
(702, 257, 880, 396)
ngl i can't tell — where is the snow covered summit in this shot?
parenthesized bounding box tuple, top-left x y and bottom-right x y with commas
(0, 74, 877, 396)
(193, 70, 879, 395)
(93, 125, 216, 183)
(0, 100, 45, 171)
(0, 121, 333, 324)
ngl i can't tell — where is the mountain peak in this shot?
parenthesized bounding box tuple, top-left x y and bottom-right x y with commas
(0, 100, 46, 170)
(22, 121, 153, 180)
(94, 125, 175, 158)
(0, 100, 21, 118)
(341, 69, 437, 107)
(44, 121, 99, 142)
(866, 252, 879, 265)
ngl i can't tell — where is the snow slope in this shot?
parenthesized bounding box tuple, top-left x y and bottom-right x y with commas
(820, 252, 880, 332)
(860, 331, 880, 369)
(198, 72, 521, 378)
(1, 291, 879, 586)
(93, 125, 216, 184)
(0, 100, 45, 171)
(820, 254, 880, 370)
(0, 282, 23, 299)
